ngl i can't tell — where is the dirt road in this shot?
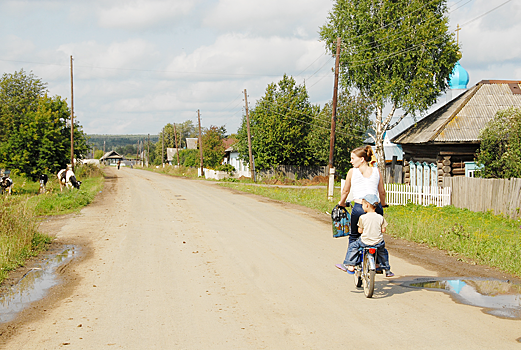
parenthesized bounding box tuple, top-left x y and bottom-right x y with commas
(1, 167, 520, 349)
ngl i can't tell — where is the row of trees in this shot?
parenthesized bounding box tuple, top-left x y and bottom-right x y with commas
(235, 75, 371, 177)
(0, 70, 88, 180)
(152, 121, 230, 169)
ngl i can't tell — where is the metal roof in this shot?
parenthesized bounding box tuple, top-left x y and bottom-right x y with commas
(392, 80, 521, 144)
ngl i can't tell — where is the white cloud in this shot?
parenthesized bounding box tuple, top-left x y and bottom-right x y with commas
(96, 0, 197, 29)
(449, 0, 521, 84)
(202, 0, 331, 37)
(165, 33, 327, 78)
(56, 39, 160, 79)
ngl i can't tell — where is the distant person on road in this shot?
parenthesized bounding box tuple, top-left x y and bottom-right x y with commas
(343, 194, 394, 277)
(118, 160, 121, 170)
(335, 145, 387, 272)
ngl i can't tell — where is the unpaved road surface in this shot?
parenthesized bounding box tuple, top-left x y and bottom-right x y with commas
(1, 167, 520, 349)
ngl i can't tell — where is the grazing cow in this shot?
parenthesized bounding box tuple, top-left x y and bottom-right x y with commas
(57, 168, 81, 191)
(39, 174, 49, 194)
(0, 175, 13, 195)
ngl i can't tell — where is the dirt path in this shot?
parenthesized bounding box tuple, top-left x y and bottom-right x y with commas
(1, 167, 520, 349)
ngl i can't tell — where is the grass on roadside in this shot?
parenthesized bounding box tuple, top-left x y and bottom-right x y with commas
(219, 182, 521, 278)
(0, 164, 104, 283)
(0, 197, 52, 282)
(142, 164, 199, 179)
(385, 204, 521, 276)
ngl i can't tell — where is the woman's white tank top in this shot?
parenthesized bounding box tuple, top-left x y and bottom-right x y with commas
(350, 167, 380, 200)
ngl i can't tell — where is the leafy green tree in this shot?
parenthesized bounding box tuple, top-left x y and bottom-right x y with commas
(320, 0, 459, 176)
(175, 120, 198, 149)
(115, 144, 137, 158)
(202, 125, 226, 168)
(309, 90, 372, 177)
(0, 95, 89, 180)
(476, 107, 521, 178)
(178, 149, 199, 167)
(236, 75, 314, 170)
(154, 122, 199, 164)
(0, 69, 47, 142)
(94, 149, 104, 159)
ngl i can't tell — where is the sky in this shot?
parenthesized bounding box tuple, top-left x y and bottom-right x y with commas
(0, 0, 519, 136)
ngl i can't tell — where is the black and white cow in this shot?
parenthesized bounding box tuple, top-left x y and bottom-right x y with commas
(39, 174, 49, 194)
(0, 175, 13, 195)
(57, 168, 81, 191)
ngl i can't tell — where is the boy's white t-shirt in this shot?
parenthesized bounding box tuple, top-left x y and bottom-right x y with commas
(358, 212, 388, 245)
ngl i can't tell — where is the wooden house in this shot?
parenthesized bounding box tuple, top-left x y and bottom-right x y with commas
(392, 80, 521, 185)
(100, 150, 124, 166)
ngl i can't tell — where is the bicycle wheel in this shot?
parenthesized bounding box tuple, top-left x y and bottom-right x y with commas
(362, 253, 375, 298)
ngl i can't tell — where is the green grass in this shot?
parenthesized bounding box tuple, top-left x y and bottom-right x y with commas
(143, 164, 199, 179)
(219, 182, 521, 278)
(0, 164, 104, 283)
(385, 204, 521, 276)
(220, 183, 335, 213)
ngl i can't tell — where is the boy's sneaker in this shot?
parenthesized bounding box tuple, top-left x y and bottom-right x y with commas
(385, 270, 395, 277)
(335, 264, 347, 272)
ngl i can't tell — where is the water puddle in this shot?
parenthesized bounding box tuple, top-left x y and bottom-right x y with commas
(402, 277, 521, 319)
(0, 245, 78, 323)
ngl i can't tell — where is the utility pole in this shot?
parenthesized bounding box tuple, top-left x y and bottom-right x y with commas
(147, 134, 150, 167)
(70, 55, 75, 171)
(197, 110, 204, 177)
(162, 127, 165, 168)
(244, 89, 256, 182)
(136, 142, 139, 166)
(328, 37, 341, 201)
(173, 123, 180, 166)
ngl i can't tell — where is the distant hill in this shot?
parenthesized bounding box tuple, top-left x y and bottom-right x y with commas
(87, 134, 159, 153)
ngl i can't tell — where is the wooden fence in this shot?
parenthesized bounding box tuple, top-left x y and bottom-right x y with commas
(443, 177, 521, 219)
(385, 184, 452, 207)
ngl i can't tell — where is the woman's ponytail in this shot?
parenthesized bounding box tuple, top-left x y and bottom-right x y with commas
(352, 145, 377, 165)
(365, 146, 377, 166)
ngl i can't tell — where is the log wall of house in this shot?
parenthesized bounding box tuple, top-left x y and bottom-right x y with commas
(401, 144, 479, 185)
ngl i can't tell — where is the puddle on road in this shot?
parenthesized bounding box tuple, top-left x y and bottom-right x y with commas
(0, 245, 78, 323)
(402, 277, 521, 319)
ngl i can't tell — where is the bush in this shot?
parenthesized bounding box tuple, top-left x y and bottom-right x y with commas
(214, 163, 235, 175)
(178, 149, 199, 167)
(476, 107, 521, 178)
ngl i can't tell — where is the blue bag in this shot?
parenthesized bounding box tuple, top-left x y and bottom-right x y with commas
(331, 204, 351, 238)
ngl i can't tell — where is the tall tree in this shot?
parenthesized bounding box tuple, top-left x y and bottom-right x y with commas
(175, 120, 198, 149)
(202, 125, 226, 168)
(0, 69, 47, 142)
(308, 90, 372, 177)
(154, 121, 200, 163)
(320, 0, 459, 176)
(0, 94, 89, 180)
(476, 107, 521, 179)
(236, 75, 314, 170)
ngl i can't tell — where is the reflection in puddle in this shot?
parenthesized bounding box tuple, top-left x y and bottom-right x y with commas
(0, 245, 78, 323)
(403, 278, 521, 319)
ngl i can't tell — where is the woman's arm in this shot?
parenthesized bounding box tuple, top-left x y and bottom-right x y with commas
(338, 169, 353, 206)
(377, 168, 386, 206)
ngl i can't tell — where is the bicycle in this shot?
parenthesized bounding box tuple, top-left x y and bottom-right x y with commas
(353, 246, 378, 298)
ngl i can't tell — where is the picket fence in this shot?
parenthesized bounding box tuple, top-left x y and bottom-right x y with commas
(384, 184, 452, 207)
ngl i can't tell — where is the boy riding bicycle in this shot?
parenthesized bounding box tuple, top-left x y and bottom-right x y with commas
(344, 193, 394, 277)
